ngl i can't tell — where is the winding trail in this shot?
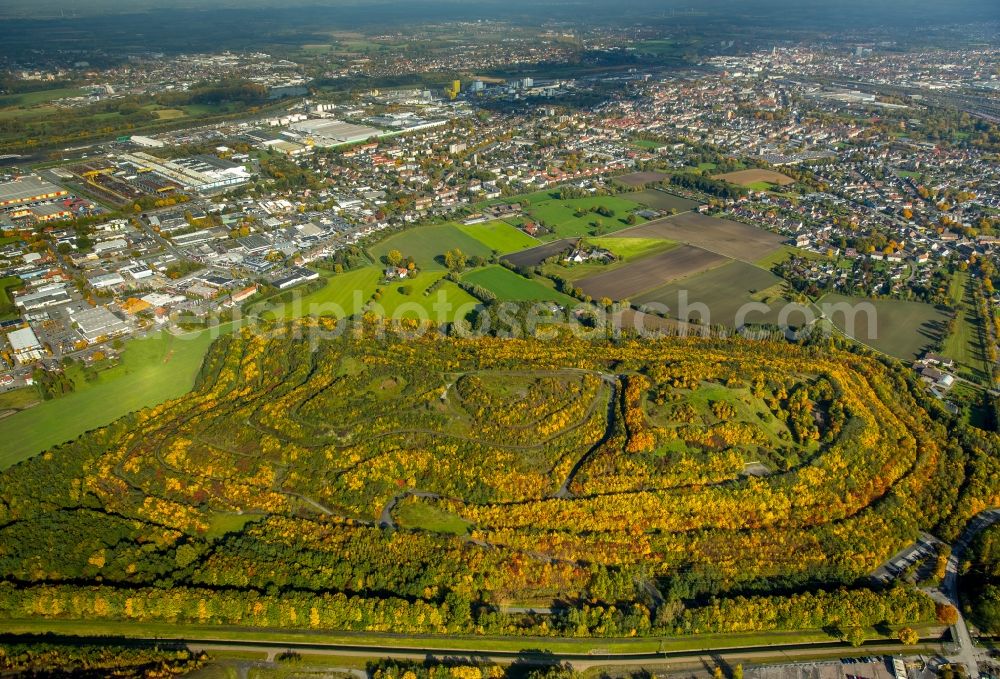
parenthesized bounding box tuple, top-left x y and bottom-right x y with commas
(553, 372, 620, 499)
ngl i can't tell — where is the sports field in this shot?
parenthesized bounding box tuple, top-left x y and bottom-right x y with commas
(634, 260, 791, 327)
(463, 265, 575, 304)
(632, 189, 700, 213)
(0, 329, 220, 468)
(821, 293, 951, 361)
(577, 245, 727, 301)
(714, 169, 795, 187)
(619, 212, 784, 262)
(369, 224, 493, 270)
(456, 221, 539, 254)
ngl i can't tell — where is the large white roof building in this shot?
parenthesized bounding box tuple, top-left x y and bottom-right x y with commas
(7, 326, 43, 364)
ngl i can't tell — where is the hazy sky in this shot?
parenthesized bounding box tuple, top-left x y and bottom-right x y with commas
(1, 0, 996, 37)
(5, 0, 998, 14)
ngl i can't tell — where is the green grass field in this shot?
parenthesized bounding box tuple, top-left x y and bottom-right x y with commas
(394, 501, 471, 535)
(273, 267, 479, 322)
(374, 272, 480, 321)
(821, 293, 951, 361)
(272, 267, 381, 319)
(0, 617, 941, 656)
(0, 387, 40, 412)
(0, 87, 87, 108)
(632, 139, 665, 150)
(942, 271, 991, 382)
(755, 245, 830, 270)
(456, 221, 539, 254)
(152, 108, 187, 120)
(369, 224, 494, 271)
(524, 195, 646, 240)
(463, 265, 575, 304)
(0, 330, 220, 469)
(180, 103, 229, 116)
(635, 39, 688, 57)
(585, 236, 676, 261)
(1, 275, 24, 299)
(541, 259, 618, 283)
(632, 189, 700, 213)
(0, 106, 58, 121)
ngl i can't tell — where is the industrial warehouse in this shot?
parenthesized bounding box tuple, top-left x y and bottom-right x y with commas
(57, 151, 254, 206)
(118, 152, 253, 194)
(5, 326, 43, 365)
(285, 119, 384, 147)
(0, 176, 68, 209)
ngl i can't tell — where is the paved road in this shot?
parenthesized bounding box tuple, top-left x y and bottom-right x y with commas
(923, 508, 1000, 678)
(169, 636, 940, 672)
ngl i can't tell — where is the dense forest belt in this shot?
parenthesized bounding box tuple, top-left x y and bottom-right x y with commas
(554, 377, 619, 499)
(0, 95, 298, 155)
(0, 319, 996, 639)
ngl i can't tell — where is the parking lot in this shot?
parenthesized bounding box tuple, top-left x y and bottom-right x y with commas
(870, 533, 943, 584)
(748, 658, 900, 679)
